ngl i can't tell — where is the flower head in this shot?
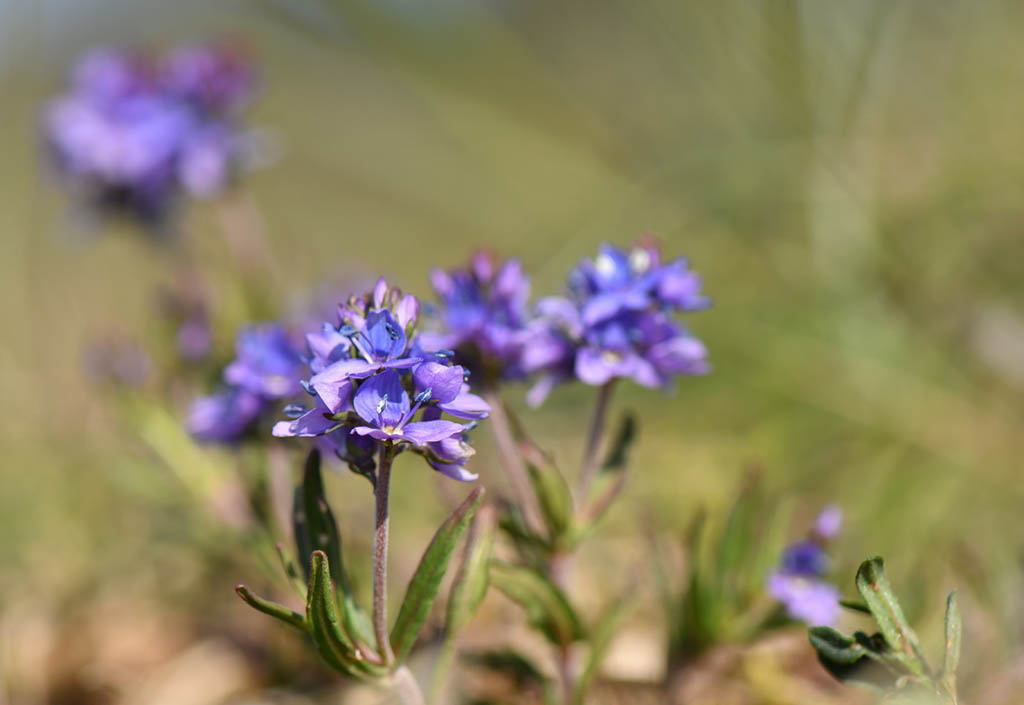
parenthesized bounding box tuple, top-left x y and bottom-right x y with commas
(767, 506, 842, 626)
(188, 324, 304, 444)
(421, 252, 531, 386)
(523, 242, 709, 405)
(43, 46, 256, 228)
(274, 279, 489, 481)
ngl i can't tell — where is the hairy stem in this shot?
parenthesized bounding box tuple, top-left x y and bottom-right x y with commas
(374, 445, 396, 665)
(482, 390, 545, 535)
(390, 665, 426, 705)
(578, 381, 616, 498)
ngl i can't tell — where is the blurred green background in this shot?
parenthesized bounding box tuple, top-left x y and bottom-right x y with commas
(3, 1, 1024, 703)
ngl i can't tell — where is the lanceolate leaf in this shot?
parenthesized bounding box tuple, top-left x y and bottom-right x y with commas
(855, 557, 926, 669)
(599, 413, 637, 474)
(307, 551, 387, 679)
(519, 437, 573, 542)
(390, 488, 485, 662)
(445, 503, 498, 638)
(235, 584, 309, 633)
(808, 626, 894, 689)
(490, 562, 585, 647)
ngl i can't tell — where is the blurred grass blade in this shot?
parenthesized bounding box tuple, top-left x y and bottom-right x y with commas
(445, 503, 497, 638)
(490, 562, 585, 647)
(463, 649, 549, 691)
(572, 596, 632, 704)
(517, 430, 573, 542)
(839, 599, 873, 615)
(274, 542, 309, 600)
(235, 584, 308, 632)
(942, 590, 961, 686)
(599, 413, 637, 474)
(391, 487, 485, 662)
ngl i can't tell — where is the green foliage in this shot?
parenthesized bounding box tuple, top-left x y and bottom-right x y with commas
(668, 474, 791, 664)
(809, 556, 961, 704)
(445, 503, 497, 638)
(490, 562, 585, 648)
(390, 487, 485, 662)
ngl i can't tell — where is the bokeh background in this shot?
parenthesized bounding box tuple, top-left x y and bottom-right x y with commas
(3, 1, 1024, 703)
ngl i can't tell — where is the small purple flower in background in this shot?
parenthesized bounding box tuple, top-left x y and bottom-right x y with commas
(187, 324, 304, 443)
(768, 506, 842, 626)
(176, 314, 212, 361)
(421, 251, 532, 387)
(43, 45, 257, 228)
(274, 279, 489, 482)
(522, 242, 710, 406)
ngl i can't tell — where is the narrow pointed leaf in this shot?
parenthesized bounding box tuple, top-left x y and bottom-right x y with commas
(235, 584, 308, 632)
(942, 590, 961, 678)
(274, 542, 309, 600)
(463, 648, 549, 690)
(599, 413, 637, 474)
(839, 599, 873, 615)
(490, 562, 585, 647)
(809, 626, 895, 689)
(390, 488, 485, 662)
(714, 474, 760, 594)
(307, 551, 386, 679)
(855, 557, 926, 667)
(520, 439, 573, 541)
(445, 503, 497, 638)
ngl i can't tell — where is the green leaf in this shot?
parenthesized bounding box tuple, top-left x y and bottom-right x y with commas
(942, 590, 961, 680)
(520, 438, 573, 542)
(293, 449, 375, 649)
(855, 557, 926, 670)
(572, 597, 632, 704)
(713, 474, 760, 594)
(839, 599, 873, 615)
(274, 542, 309, 600)
(307, 551, 387, 679)
(808, 627, 900, 689)
(235, 584, 308, 633)
(599, 413, 637, 474)
(390, 487, 485, 662)
(490, 562, 585, 647)
(445, 503, 497, 638)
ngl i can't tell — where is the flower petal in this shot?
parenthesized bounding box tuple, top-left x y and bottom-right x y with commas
(438, 388, 490, 419)
(413, 361, 464, 403)
(400, 419, 467, 444)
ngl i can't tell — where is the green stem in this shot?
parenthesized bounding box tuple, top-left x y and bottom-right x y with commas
(578, 381, 616, 498)
(482, 390, 545, 535)
(374, 445, 396, 665)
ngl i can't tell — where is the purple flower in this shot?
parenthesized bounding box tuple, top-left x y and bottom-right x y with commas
(523, 243, 709, 405)
(188, 324, 304, 444)
(177, 315, 212, 361)
(162, 45, 256, 115)
(187, 388, 264, 442)
(274, 279, 489, 482)
(43, 46, 256, 227)
(813, 505, 843, 540)
(421, 252, 532, 385)
(767, 573, 840, 627)
(224, 324, 304, 398)
(767, 507, 842, 626)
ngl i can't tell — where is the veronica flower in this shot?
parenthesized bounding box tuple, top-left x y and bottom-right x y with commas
(43, 46, 256, 227)
(188, 324, 304, 443)
(421, 251, 531, 386)
(522, 242, 710, 405)
(162, 45, 256, 116)
(274, 279, 489, 481)
(767, 507, 842, 626)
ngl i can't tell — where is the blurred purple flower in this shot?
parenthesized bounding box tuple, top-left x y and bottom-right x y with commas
(421, 251, 531, 386)
(43, 45, 255, 227)
(188, 324, 304, 444)
(767, 507, 842, 626)
(162, 44, 256, 115)
(187, 388, 264, 442)
(274, 278, 488, 481)
(177, 315, 212, 361)
(523, 242, 709, 405)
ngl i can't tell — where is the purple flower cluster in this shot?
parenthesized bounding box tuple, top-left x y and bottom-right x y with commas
(43, 45, 255, 225)
(521, 243, 710, 406)
(767, 505, 842, 626)
(274, 279, 490, 482)
(188, 324, 303, 443)
(420, 252, 531, 387)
